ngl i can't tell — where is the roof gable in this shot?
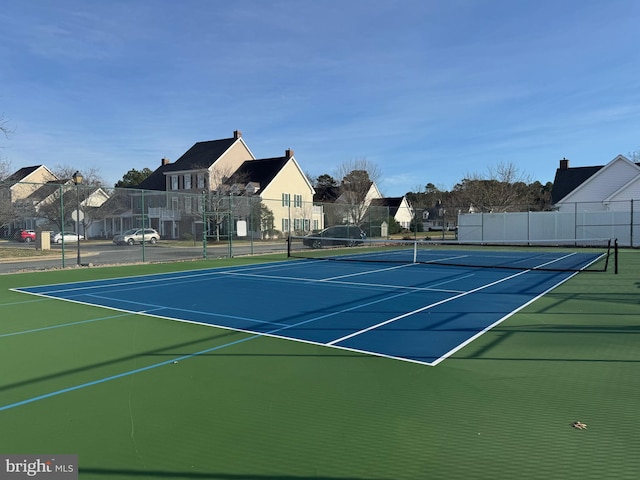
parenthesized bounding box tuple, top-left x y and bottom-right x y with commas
(604, 173, 640, 202)
(5, 165, 57, 186)
(137, 133, 253, 191)
(370, 196, 404, 208)
(226, 152, 314, 196)
(227, 156, 289, 191)
(370, 196, 410, 216)
(555, 155, 640, 204)
(5, 165, 40, 183)
(24, 180, 69, 203)
(551, 165, 602, 203)
(163, 138, 237, 172)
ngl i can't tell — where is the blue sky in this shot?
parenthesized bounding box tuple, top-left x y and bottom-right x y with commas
(1, 0, 639, 196)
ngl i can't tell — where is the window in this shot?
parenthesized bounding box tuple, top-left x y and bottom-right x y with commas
(294, 194, 302, 208)
(197, 173, 205, 189)
(171, 197, 179, 210)
(304, 219, 310, 231)
(184, 174, 192, 190)
(294, 218, 301, 231)
(313, 220, 319, 230)
(282, 218, 290, 232)
(171, 175, 179, 190)
(184, 196, 192, 212)
(282, 193, 290, 207)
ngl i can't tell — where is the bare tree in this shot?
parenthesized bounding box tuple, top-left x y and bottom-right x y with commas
(52, 165, 106, 187)
(0, 158, 11, 182)
(0, 113, 13, 181)
(203, 164, 250, 241)
(451, 161, 534, 212)
(334, 158, 382, 225)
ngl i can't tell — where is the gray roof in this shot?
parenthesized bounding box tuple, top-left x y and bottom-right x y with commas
(226, 156, 289, 192)
(24, 180, 68, 202)
(551, 166, 604, 203)
(4, 165, 41, 184)
(370, 196, 406, 215)
(137, 137, 238, 191)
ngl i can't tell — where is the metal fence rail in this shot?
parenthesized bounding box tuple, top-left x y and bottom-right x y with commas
(1, 182, 395, 271)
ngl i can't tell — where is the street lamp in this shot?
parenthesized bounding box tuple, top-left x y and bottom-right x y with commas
(72, 171, 83, 266)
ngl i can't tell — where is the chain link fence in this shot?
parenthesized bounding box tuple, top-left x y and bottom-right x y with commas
(0, 182, 396, 271)
(5, 180, 632, 273)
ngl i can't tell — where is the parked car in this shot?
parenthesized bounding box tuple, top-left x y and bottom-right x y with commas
(302, 225, 366, 249)
(113, 228, 160, 246)
(52, 232, 85, 244)
(19, 230, 36, 243)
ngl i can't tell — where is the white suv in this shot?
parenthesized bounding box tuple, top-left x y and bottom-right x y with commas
(113, 228, 160, 246)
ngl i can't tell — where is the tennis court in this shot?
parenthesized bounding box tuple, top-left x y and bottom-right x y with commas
(11, 244, 604, 368)
(1, 243, 639, 480)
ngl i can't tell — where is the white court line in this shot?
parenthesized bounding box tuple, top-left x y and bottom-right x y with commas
(430, 269, 581, 366)
(328, 251, 581, 347)
(11, 260, 313, 296)
(327, 268, 532, 345)
(85, 293, 290, 327)
(220, 266, 474, 294)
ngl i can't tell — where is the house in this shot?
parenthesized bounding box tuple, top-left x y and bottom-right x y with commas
(1, 165, 110, 238)
(224, 149, 319, 236)
(2, 166, 64, 233)
(138, 130, 255, 193)
(369, 196, 414, 230)
(20, 180, 109, 238)
(128, 131, 317, 239)
(457, 155, 640, 245)
(551, 155, 640, 211)
(120, 130, 256, 239)
(327, 180, 383, 227)
(2, 165, 58, 204)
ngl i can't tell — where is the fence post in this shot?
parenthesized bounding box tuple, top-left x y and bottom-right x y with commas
(202, 191, 207, 259)
(141, 189, 146, 263)
(60, 184, 66, 268)
(631, 199, 634, 248)
(228, 193, 233, 257)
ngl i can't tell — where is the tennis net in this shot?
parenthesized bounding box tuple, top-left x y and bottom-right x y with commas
(287, 235, 616, 272)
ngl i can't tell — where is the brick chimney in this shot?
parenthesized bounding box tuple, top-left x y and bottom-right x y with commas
(285, 148, 294, 159)
(233, 130, 242, 139)
(161, 157, 171, 166)
(559, 157, 569, 170)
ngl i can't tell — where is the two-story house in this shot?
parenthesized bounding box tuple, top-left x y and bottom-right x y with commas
(130, 131, 318, 239)
(225, 148, 319, 236)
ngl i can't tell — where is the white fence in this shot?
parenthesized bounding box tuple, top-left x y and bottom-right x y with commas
(458, 200, 639, 247)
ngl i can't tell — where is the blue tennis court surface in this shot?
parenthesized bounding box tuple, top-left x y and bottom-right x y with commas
(14, 253, 600, 366)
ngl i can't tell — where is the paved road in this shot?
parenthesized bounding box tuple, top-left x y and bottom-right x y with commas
(0, 240, 288, 274)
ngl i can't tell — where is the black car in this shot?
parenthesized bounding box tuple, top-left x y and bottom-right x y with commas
(303, 225, 366, 249)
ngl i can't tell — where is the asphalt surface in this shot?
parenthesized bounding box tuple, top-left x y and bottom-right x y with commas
(0, 240, 288, 274)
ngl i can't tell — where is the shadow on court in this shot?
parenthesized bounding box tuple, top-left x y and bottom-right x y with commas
(0, 329, 242, 394)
